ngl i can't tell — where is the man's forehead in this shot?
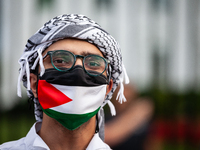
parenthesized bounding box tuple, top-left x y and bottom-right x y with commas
(43, 39, 104, 57)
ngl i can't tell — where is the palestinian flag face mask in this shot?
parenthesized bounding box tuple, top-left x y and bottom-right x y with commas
(37, 66, 108, 130)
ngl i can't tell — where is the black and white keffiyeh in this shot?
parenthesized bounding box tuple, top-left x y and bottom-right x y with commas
(17, 14, 129, 136)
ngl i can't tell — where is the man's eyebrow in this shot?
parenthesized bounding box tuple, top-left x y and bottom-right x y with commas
(80, 52, 102, 56)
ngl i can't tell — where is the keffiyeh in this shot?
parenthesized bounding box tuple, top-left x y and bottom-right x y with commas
(17, 14, 129, 137)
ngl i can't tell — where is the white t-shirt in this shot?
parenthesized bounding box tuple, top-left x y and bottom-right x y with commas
(0, 122, 111, 150)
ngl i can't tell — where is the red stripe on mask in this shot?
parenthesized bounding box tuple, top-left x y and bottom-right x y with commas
(38, 80, 72, 109)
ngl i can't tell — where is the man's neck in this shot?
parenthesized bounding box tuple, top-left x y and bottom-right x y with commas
(38, 114, 96, 150)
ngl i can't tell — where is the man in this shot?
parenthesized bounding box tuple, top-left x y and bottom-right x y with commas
(0, 14, 129, 150)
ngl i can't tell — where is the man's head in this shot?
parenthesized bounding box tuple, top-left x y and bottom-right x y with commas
(29, 38, 114, 130)
(17, 14, 129, 131)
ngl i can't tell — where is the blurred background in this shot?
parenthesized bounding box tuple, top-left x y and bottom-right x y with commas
(0, 0, 200, 149)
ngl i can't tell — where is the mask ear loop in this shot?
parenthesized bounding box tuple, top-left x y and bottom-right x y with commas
(95, 114, 99, 133)
(33, 67, 43, 121)
(106, 64, 111, 84)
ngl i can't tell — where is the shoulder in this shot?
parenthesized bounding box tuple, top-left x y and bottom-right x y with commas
(0, 122, 41, 150)
(0, 138, 26, 150)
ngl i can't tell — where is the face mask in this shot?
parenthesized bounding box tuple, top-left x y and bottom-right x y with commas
(37, 66, 108, 130)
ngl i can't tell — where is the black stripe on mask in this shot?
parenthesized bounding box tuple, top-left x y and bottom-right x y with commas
(39, 65, 108, 86)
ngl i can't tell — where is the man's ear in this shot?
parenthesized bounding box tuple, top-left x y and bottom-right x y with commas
(106, 79, 113, 96)
(30, 73, 38, 98)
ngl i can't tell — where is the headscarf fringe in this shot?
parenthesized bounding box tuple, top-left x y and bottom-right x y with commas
(37, 46, 45, 76)
(26, 59, 31, 91)
(107, 100, 116, 116)
(116, 63, 129, 104)
(17, 62, 24, 97)
(122, 63, 130, 84)
(98, 108, 103, 127)
(17, 50, 36, 97)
